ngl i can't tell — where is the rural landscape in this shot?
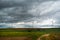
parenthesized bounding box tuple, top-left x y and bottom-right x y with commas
(0, 0, 60, 40)
(0, 28, 60, 40)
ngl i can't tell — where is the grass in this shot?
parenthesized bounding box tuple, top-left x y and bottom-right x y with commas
(0, 28, 60, 40)
(0, 32, 30, 37)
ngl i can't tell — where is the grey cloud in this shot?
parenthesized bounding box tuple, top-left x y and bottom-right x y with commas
(0, 0, 60, 23)
(0, 0, 56, 9)
(26, 0, 60, 25)
(0, 7, 34, 23)
(0, 0, 27, 9)
(0, 0, 60, 28)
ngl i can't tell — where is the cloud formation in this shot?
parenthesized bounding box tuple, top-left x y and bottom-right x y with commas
(0, 0, 60, 28)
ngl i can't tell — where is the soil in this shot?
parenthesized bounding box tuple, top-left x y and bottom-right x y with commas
(0, 37, 32, 40)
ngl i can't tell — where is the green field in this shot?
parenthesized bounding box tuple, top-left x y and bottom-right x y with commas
(0, 28, 60, 40)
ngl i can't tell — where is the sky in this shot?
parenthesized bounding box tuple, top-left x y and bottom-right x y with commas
(0, 0, 60, 28)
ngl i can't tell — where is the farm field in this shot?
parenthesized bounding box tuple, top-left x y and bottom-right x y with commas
(0, 28, 60, 40)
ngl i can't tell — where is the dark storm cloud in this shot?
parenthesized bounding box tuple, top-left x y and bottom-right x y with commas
(0, 0, 57, 9)
(0, 0, 60, 28)
(0, 0, 42, 23)
(0, 0, 57, 22)
(0, 7, 34, 23)
(0, 0, 37, 23)
(0, 0, 26, 9)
